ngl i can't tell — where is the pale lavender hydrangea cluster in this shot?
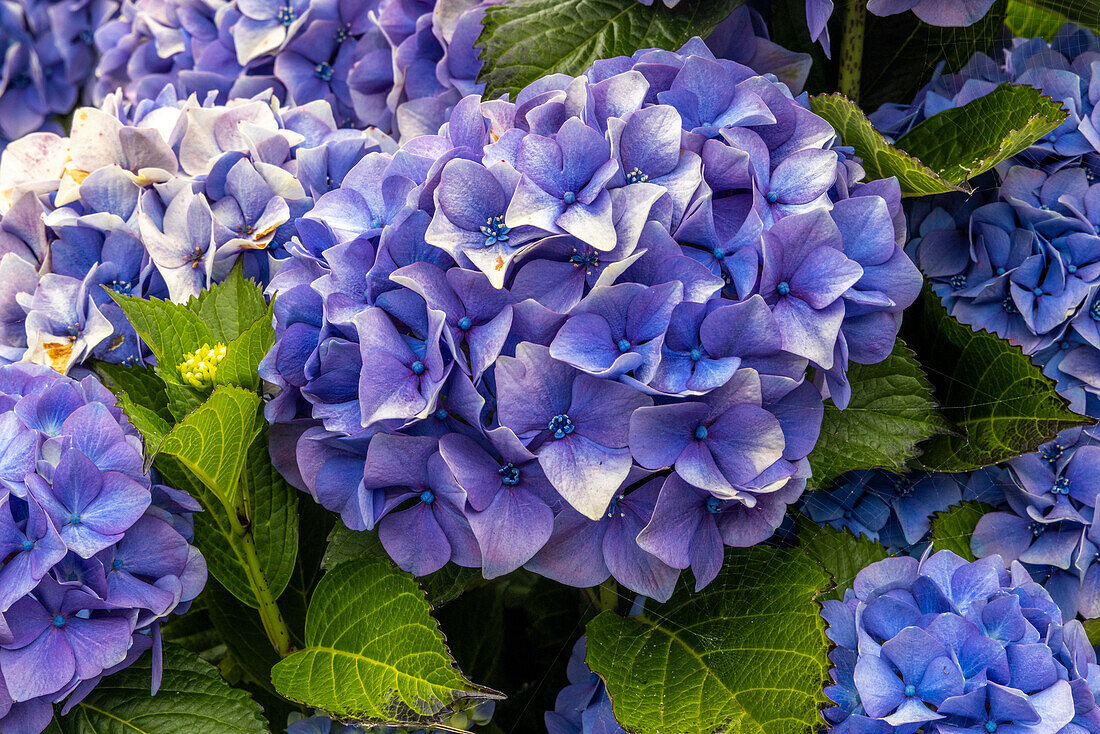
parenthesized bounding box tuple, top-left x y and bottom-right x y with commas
(93, 0, 497, 138)
(0, 362, 205, 734)
(262, 37, 922, 602)
(0, 86, 392, 373)
(823, 551, 1100, 734)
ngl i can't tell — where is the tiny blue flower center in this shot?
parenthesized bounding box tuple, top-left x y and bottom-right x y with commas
(499, 463, 520, 486)
(277, 6, 296, 25)
(694, 425, 708, 440)
(985, 722, 998, 733)
(1032, 287, 1044, 297)
(111, 280, 133, 295)
(712, 248, 726, 261)
(434, 408, 448, 420)
(20, 539, 33, 552)
(334, 24, 350, 42)
(314, 63, 334, 81)
(410, 360, 425, 375)
(617, 338, 631, 353)
(995, 266, 1006, 275)
(1090, 300, 1100, 321)
(1068, 264, 1078, 274)
(53, 615, 65, 628)
(69, 513, 82, 525)
(370, 217, 382, 229)
(420, 490, 435, 504)
(894, 478, 914, 497)
(950, 274, 967, 290)
(1042, 444, 1064, 466)
(80, 29, 95, 44)
(569, 250, 598, 268)
(10, 73, 30, 89)
(480, 215, 510, 245)
(606, 494, 624, 518)
(548, 414, 574, 439)
(705, 496, 721, 514)
(904, 684, 916, 697)
(625, 167, 648, 184)
(843, 509, 853, 519)
(689, 348, 702, 362)
(765, 191, 779, 204)
(112, 558, 124, 570)
(563, 191, 576, 205)
(457, 316, 473, 331)
(1060, 340, 1071, 350)
(1048, 133, 1058, 143)
(776, 281, 790, 296)
(1030, 521, 1045, 538)
(1002, 297, 1019, 314)
(1052, 476, 1071, 495)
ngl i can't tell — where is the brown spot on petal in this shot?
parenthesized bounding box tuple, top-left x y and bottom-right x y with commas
(42, 341, 74, 372)
(495, 255, 505, 271)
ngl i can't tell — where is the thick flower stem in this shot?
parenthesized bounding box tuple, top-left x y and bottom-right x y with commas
(838, 0, 866, 102)
(229, 510, 294, 657)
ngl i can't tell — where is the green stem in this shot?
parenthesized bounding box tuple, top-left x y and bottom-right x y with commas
(228, 510, 294, 657)
(838, 0, 866, 102)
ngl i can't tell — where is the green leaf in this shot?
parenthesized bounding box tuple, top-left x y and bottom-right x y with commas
(1006, 0, 1071, 39)
(93, 362, 173, 424)
(585, 546, 831, 734)
(477, 0, 744, 100)
(896, 84, 1067, 185)
(157, 386, 261, 512)
(322, 524, 479, 607)
(796, 518, 892, 601)
(271, 556, 504, 726)
(808, 340, 951, 490)
(929, 501, 996, 561)
(204, 579, 282, 694)
(904, 287, 1092, 472)
(187, 263, 269, 344)
(1013, 0, 1100, 34)
(810, 94, 963, 197)
(105, 291, 214, 381)
(57, 644, 268, 734)
(215, 299, 275, 392)
(160, 603, 226, 664)
(163, 380, 208, 423)
(243, 424, 298, 601)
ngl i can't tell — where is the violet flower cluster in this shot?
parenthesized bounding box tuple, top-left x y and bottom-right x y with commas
(93, 0, 497, 138)
(544, 636, 625, 734)
(263, 37, 921, 602)
(822, 550, 1099, 734)
(0, 362, 206, 734)
(0, 85, 393, 373)
(0, 0, 112, 146)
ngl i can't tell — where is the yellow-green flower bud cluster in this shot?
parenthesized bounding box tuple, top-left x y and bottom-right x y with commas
(178, 343, 227, 388)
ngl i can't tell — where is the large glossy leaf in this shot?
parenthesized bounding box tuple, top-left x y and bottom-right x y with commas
(477, 0, 744, 99)
(93, 362, 173, 424)
(1014, 0, 1100, 33)
(156, 386, 261, 511)
(808, 340, 950, 489)
(905, 287, 1092, 472)
(188, 263, 269, 344)
(810, 94, 962, 197)
(243, 424, 298, 601)
(796, 518, 892, 601)
(1006, 0, 1074, 40)
(896, 84, 1067, 184)
(585, 546, 831, 734)
(105, 291, 213, 381)
(57, 644, 268, 734)
(215, 299, 275, 392)
(929, 501, 996, 561)
(271, 556, 504, 726)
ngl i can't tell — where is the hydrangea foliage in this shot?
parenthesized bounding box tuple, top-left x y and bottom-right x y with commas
(263, 36, 921, 602)
(0, 362, 205, 733)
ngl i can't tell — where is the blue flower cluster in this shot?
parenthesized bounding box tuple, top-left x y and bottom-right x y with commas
(823, 550, 1100, 734)
(544, 636, 625, 734)
(263, 37, 921, 602)
(0, 0, 109, 145)
(0, 86, 392, 373)
(0, 363, 205, 733)
(93, 0, 495, 137)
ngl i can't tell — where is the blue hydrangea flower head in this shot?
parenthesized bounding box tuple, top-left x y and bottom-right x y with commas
(0, 362, 205, 733)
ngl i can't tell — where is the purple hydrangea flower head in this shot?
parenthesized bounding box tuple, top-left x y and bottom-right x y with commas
(268, 38, 919, 596)
(823, 550, 1092, 734)
(0, 363, 205, 732)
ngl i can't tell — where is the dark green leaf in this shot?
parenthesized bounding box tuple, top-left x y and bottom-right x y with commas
(477, 0, 744, 100)
(1013, 0, 1100, 34)
(204, 579, 282, 694)
(1006, 0, 1071, 39)
(243, 424, 298, 601)
(929, 501, 996, 561)
(322, 524, 479, 607)
(270, 556, 504, 726)
(808, 340, 951, 489)
(160, 603, 226, 664)
(57, 644, 268, 734)
(796, 517, 892, 601)
(281, 499, 336, 646)
(810, 93, 963, 197)
(904, 287, 1092, 472)
(215, 299, 275, 392)
(157, 386, 262, 512)
(585, 546, 831, 734)
(163, 380, 208, 423)
(187, 263, 269, 344)
(896, 84, 1067, 185)
(93, 362, 173, 424)
(105, 291, 213, 382)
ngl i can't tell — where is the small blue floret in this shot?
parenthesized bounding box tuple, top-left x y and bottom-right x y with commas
(457, 316, 473, 331)
(411, 360, 425, 375)
(548, 414, 575, 439)
(705, 496, 721, 514)
(765, 191, 779, 204)
(617, 338, 631, 353)
(53, 615, 66, 628)
(563, 191, 576, 205)
(776, 281, 790, 296)
(420, 490, 435, 504)
(694, 425, 708, 440)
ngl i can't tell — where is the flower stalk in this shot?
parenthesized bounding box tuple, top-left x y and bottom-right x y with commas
(838, 0, 867, 102)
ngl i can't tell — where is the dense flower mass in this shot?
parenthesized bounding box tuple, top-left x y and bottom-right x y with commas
(263, 37, 921, 601)
(801, 0, 998, 55)
(0, 362, 205, 733)
(0, 86, 392, 372)
(0, 0, 110, 145)
(544, 636, 625, 734)
(822, 550, 1099, 734)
